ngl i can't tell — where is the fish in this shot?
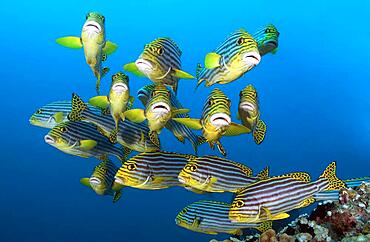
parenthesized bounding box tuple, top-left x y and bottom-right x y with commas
(238, 84, 266, 145)
(175, 200, 272, 235)
(80, 159, 123, 203)
(124, 84, 190, 145)
(229, 161, 346, 223)
(173, 88, 249, 156)
(56, 12, 118, 94)
(68, 93, 160, 153)
(115, 151, 204, 191)
(196, 29, 261, 88)
(137, 84, 206, 154)
(252, 24, 279, 56)
(123, 37, 194, 94)
(178, 155, 269, 193)
(29, 101, 102, 129)
(44, 121, 125, 161)
(89, 72, 135, 141)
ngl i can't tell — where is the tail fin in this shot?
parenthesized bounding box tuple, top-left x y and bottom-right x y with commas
(68, 93, 88, 121)
(319, 161, 346, 191)
(192, 136, 207, 155)
(253, 120, 266, 145)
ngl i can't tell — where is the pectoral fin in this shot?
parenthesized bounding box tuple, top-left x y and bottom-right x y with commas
(123, 109, 146, 123)
(56, 36, 83, 49)
(80, 178, 91, 187)
(52, 112, 64, 123)
(172, 108, 190, 116)
(103, 41, 118, 55)
(224, 123, 251, 136)
(123, 62, 146, 77)
(89, 96, 110, 109)
(253, 120, 266, 145)
(172, 118, 202, 130)
(204, 52, 221, 69)
(79, 140, 97, 150)
(173, 69, 194, 79)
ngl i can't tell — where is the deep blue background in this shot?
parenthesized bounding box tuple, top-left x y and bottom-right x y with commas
(1, 0, 370, 241)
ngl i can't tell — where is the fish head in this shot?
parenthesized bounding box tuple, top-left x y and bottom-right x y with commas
(89, 176, 106, 195)
(147, 85, 172, 120)
(82, 12, 105, 42)
(136, 38, 181, 80)
(175, 206, 202, 231)
(229, 30, 260, 68)
(114, 161, 148, 187)
(30, 102, 68, 128)
(256, 24, 279, 54)
(178, 161, 211, 190)
(238, 84, 258, 116)
(229, 193, 260, 223)
(30, 108, 50, 127)
(111, 72, 129, 95)
(44, 122, 73, 149)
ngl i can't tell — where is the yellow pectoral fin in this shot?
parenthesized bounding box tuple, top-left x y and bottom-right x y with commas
(173, 69, 194, 79)
(152, 176, 166, 184)
(123, 109, 146, 123)
(172, 118, 202, 130)
(53, 112, 64, 123)
(89, 96, 110, 109)
(172, 108, 190, 116)
(224, 123, 251, 136)
(209, 177, 218, 185)
(204, 52, 221, 69)
(103, 41, 118, 55)
(79, 140, 97, 150)
(56, 36, 83, 49)
(80, 178, 91, 187)
(123, 62, 146, 77)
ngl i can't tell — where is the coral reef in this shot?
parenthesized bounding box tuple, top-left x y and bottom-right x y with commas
(210, 182, 369, 242)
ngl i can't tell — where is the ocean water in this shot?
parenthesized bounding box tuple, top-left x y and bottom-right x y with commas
(2, 0, 370, 241)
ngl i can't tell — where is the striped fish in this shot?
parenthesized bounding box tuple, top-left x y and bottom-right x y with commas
(123, 37, 194, 94)
(137, 84, 206, 154)
(175, 200, 272, 235)
(178, 155, 269, 193)
(252, 24, 279, 56)
(196, 29, 261, 88)
(56, 12, 118, 94)
(115, 151, 203, 191)
(68, 93, 160, 153)
(80, 159, 123, 202)
(173, 89, 249, 156)
(89, 72, 135, 142)
(44, 121, 124, 161)
(238, 84, 266, 145)
(29, 101, 102, 129)
(229, 161, 346, 223)
(124, 84, 190, 145)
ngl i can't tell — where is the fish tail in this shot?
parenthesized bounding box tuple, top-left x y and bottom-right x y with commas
(69, 93, 88, 121)
(191, 135, 207, 155)
(319, 161, 346, 191)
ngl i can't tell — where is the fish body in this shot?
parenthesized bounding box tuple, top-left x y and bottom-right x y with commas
(178, 155, 260, 193)
(173, 89, 249, 156)
(123, 38, 194, 94)
(176, 200, 271, 235)
(229, 162, 346, 223)
(137, 84, 206, 154)
(80, 159, 123, 202)
(68, 94, 160, 152)
(44, 121, 124, 161)
(115, 151, 200, 190)
(196, 29, 261, 87)
(29, 101, 101, 128)
(56, 12, 118, 93)
(238, 85, 266, 144)
(252, 24, 279, 56)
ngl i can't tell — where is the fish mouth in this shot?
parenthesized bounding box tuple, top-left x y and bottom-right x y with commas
(83, 21, 102, 34)
(112, 83, 128, 94)
(114, 177, 125, 185)
(264, 39, 278, 47)
(44, 135, 55, 144)
(178, 174, 189, 184)
(242, 51, 261, 66)
(210, 113, 231, 127)
(89, 177, 101, 185)
(135, 59, 153, 74)
(151, 102, 170, 114)
(240, 101, 256, 111)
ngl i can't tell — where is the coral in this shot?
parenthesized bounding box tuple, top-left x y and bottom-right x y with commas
(211, 182, 370, 242)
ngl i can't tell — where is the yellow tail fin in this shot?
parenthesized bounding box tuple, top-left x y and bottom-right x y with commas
(319, 161, 346, 190)
(253, 119, 266, 145)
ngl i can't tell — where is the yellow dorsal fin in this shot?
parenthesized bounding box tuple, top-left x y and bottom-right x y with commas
(277, 172, 311, 182)
(319, 161, 346, 190)
(230, 160, 253, 176)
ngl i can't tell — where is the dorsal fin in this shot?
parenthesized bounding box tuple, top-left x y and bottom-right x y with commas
(257, 166, 269, 180)
(277, 172, 311, 182)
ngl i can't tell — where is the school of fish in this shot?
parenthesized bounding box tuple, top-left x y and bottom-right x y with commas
(29, 12, 370, 239)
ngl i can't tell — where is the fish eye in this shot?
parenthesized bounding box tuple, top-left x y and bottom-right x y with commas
(232, 199, 244, 208)
(127, 163, 137, 171)
(237, 37, 245, 45)
(239, 91, 243, 98)
(157, 47, 163, 55)
(36, 109, 42, 114)
(184, 164, 197, 172)
(60, 126, 68, 132)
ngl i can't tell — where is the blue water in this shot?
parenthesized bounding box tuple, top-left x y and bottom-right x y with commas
(2, 0, 370, 241)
